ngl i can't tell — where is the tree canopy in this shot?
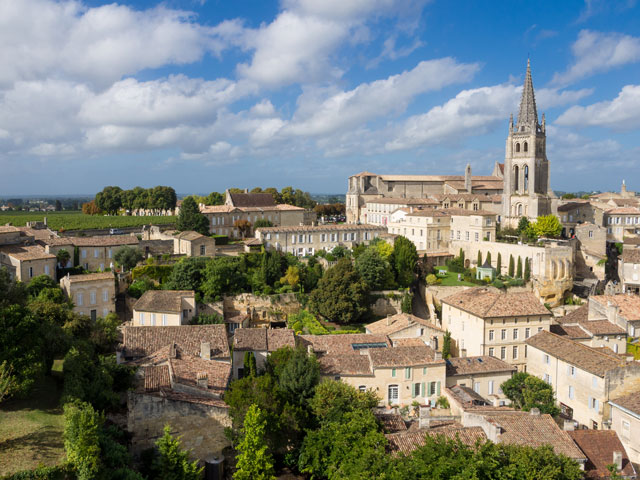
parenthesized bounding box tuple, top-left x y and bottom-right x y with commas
(392, 236, 418, 288)
(501, 372, 559, 415)
(176, 196, 210, 235)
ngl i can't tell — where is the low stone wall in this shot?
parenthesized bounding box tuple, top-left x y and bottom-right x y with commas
(369, 290, 405, 316)
(223, 292, 302, 325)
(127, 392, 231, 460)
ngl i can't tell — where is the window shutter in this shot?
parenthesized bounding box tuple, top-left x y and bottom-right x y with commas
(412, 385, 417, 399)
(436, 381, 441, 396)
(421, 382, 425, 397)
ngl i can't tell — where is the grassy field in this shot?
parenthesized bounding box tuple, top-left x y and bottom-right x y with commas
(0, 375, 66, 476)
(0, 211, 176, 231)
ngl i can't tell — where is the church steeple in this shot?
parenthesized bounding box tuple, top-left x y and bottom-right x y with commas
(516, 59, 539, 131)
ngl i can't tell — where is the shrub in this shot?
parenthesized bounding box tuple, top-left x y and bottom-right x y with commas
(127, 278, 156, 299)
(425, 274, 438, 286)
(211, 234, 228, 245)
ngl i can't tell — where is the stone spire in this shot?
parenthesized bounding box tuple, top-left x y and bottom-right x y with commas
(516, 59, 539, 131)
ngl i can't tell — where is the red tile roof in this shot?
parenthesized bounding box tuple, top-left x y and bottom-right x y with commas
(386, 427, 487, 455)
(442, 287, 550, 318)
(568, 430, 636, 478)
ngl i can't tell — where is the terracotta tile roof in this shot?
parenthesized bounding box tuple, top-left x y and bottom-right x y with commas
(482, 411, 586, 460)
(317, 353, 372, 376)
(392, 338, 428, 347)
(256, 224, 387, 233)
(621, 248, 640, 264)
(525, 331, 625, 376)
(442, 287, 550, 318)
(567, 430, 636, 478)
(64, 272, 115, 283)
(168, 352, 231, 396)
(0, 226, 20, 233)
(122, 325, 229, 360)
(134, 290, 194, 314)
(64, 235, 139, 247)
(375, 413, 407, 433)
(581, 320, 626, 336)
(557, 202, 590, 212)
(298, 334, 391, 354)
(366, 313, 443, 335)
(559, 305, 590, 324)
(369, 345, 441, 368)
(228, 193, 276, 208)
(386, 427, 487, 455)
(448, 385, 491, 406)
(610, 392, 640, 417)
(233, 328, 295, 352)
(200, 205, 236, 214)
(591, 295, 640, 321)
(550, 324, 590, 339)
(0, 244, 55, 260)
(606, 207, 640, 215)
(144, 365, 170, 392)
(17, 227, 60, 242)
(446, 356, 516, 376)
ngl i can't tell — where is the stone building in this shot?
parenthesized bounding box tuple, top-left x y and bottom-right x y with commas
(120, 325, 232, 460)
(618, 247, 640, 294)
(132, 290, 197, 326)
(445, 356, 515, 405)
(232, 328, 296, 379)
(573, 223, 607, 281)
(604, 207, 640, 242)
(609, 393, 640, 465)
(363, 197, 439, 226)
(255, 224, 386, 256)
(567, 430, 636, 479)
(0, 244, 56, 281)
(172, 231, 216, 257)
(441, 287, 553, 370)
(60, 272, 116, 320)
(550, 305, 627, 354)
(588, 295, 640, 338)
(502, 60, 555, 227)
(526, 330, 640, 430)
(44, 234, 139, 271)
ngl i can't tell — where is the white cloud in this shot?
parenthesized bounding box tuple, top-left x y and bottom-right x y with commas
(285, 58, 479, 137)
(552, 30, 640, 86)
(0, 0, 237, 88)
(555, 85, 640, 130)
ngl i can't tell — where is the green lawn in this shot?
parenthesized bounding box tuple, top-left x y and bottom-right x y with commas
(435, 267, 477, 287)
(0, 211, 176, 231)
(0, 375, 66, 476)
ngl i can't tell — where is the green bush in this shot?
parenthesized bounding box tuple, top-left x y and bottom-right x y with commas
(288, 310, 328, 335)
(211, 235, 229, 245)
(0, 465, 75, 480)
(127, 278, 156, 299)
(492, 279, 505, 289)
(131, 264, 173, 283)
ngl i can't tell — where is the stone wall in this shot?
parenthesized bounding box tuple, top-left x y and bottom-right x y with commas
(223, 293, 302, 326)
(369, 290, 405, 316)
(127, 392, 231, 460)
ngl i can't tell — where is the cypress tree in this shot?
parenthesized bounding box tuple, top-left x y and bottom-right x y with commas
(477, 250, 482, 266)
(516, 256, 523, 279)
(524, 257, 531, 282)
(508, 255, 514, 277)
(486, 252, 491, 266)
(497, 253, 502, 273)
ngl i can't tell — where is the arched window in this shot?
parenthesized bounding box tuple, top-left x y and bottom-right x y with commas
(514, 165, 519, 191)
(524, 165, 529, 191)
(518, 204, 522, 216)
(515, 143, 520, 153)
(523, 141, 528, 152)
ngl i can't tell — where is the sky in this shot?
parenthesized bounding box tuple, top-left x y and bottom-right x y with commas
(1, 0, 640, 196)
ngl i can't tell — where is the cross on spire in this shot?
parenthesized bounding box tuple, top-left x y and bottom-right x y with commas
(516, 58, 539, 131)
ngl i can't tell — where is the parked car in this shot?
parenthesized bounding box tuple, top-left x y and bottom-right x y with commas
(109, 228, 124, 235)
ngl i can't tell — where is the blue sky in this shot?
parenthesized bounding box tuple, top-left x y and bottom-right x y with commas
(1, 0, 640, 196)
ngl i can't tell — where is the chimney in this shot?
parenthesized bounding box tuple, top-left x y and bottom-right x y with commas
(196, 372, 208, 389)
(613, 451, 623, 471)
(606, 301, 619, 324)
(44, 216, 47, 227)
(434, 351, 443, 361)
(386, 314, 393, 326)
(465, 164, 472, 193)
(200, 342, 211, 360)
(529, 407, 540, 416)
(563, 420, 575, 431)
(169, 343, 177, 358)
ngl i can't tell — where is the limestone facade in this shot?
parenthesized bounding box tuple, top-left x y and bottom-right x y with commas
(60, 272, 116, 319)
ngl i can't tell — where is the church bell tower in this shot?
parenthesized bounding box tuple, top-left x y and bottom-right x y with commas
(502, 59, 553, 227)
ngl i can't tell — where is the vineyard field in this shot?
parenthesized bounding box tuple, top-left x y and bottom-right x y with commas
(0, 211, 176, 231)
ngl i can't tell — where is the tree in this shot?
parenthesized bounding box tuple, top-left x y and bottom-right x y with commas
(477, 250, 482, 266)
(234, 219, 252, 238)
(280, 265, 300, 289)
(524, 257, 531, 282)
(373, 239, 393, 260)
(392, 236, 418, 288)
(308, 258, 369, 324)
(55, 199, 63, 211)
(176, 196, 209, 235)
(114, 246, 143, 271)
(164, 257, 208, 292)
(355, 248, 394, 291)
(426, 274, 438, 286)
(0, 361, 15, 403)
(532, 214, 563, 238)
(153, 425, 203, 480)
(27, 274, 58, 298)
(244, 352, 257, 377)
(401, 291, 413, 314)
(64, 401, 102, 480)
(486, 252, 491, 265)
(278, 348, 320, 404)
(82, 200, 102, 215)
(517, 216, 530, 236)
(516, 256, 523, 278)
(309, 380, 379, 424)
(442, 330, 452, 359)
(254, 219, 273, 229)
(57, 248, 71, 267)
(501, 372, 559, 415)
(497, 252, 502, 274)
(95, 186, 123, 215)
(234, 405, 276, 480)
(508, 254, 515, 277)
(201, 257, 247, 300)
